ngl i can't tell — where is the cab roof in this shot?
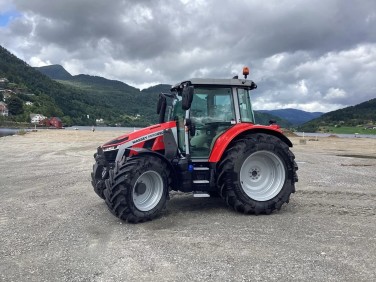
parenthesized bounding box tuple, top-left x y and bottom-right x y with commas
(171, 78, 256, 91)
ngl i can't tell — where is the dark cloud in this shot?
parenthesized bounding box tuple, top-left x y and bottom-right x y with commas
(0, 0, 375, 111)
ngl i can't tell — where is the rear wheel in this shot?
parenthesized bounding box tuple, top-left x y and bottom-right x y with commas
(217, 133, 297, 214)
(104, 155, 171, 223)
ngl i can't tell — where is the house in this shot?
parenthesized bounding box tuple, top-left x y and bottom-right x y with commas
(0, 102, 9, 116)
(0, 78, 9, 88)
(48, 117, 63, 129)
(2, 89, 16, 99)
(30, 113, 47, 124)
(96, 118, 104, 124)
(39, 117, 63, 128)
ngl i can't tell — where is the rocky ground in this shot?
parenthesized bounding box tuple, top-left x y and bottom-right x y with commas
(0, 130, 375, 281)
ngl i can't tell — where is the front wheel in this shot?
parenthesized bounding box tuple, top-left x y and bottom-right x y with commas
(217, 133, 298, 215)
(104, 155, 171, 223)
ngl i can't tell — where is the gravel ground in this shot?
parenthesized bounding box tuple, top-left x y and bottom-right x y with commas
(0, 130, 375, 282)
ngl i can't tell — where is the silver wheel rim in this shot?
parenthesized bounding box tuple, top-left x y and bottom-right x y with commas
(240, 151, 285, 201)
(132, 171, 164, 211)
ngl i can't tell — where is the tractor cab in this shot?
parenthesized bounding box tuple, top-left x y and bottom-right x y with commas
(168, 77, 257, 158)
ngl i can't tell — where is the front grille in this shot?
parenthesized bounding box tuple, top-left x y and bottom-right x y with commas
(104, 150, 118, 163)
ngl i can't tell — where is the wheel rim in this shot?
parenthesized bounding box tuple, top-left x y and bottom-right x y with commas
(132, 171, 164, 211)
(240, 151, 285, 201)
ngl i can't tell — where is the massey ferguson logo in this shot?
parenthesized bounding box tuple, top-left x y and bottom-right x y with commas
(132, 131, 163, 145)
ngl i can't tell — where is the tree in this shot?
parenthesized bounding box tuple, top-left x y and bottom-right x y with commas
(6, 96, 24, 115)
(0, 92, 3, 101)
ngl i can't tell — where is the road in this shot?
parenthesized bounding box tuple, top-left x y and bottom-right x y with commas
(0, 130, 375, 281)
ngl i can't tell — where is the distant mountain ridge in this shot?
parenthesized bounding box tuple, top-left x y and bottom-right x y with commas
(35, 64, 72, 80)
(35, 65, 141, 92)
(259, 108, 323, 125)
(253, 111, 292, 128)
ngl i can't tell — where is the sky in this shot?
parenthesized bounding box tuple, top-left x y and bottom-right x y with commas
(0, 0, 376, 112)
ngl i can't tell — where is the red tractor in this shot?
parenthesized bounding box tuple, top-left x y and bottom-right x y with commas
(91, 68, 298, 223)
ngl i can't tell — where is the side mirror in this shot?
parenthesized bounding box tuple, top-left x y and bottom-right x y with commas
(157, 94, 166, 114)
(182, 85, 194, 110)
(157, 94, 167, 123)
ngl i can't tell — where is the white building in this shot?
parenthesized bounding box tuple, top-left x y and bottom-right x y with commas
(0, 102, 8, 116)
(0, 78, 9, 83)
(30, 113, 47, 124)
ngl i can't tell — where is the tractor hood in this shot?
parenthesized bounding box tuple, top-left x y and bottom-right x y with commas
(101, 121, 176, 151)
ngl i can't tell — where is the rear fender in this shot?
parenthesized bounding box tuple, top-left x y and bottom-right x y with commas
(209, 124, 293, 163)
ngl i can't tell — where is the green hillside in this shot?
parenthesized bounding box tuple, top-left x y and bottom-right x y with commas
(0, 45, 121, 125)
(0, 46, 167, 126)
(299, 98, 376, 132)
(57, 75, 170, 126)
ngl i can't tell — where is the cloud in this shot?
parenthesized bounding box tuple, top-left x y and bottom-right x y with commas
(252, 44, 376, 111)
(0, 0, 375, 111)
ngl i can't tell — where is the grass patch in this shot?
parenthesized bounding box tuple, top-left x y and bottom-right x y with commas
(322, 126, 376, 135)
(17, 129, 27, 136)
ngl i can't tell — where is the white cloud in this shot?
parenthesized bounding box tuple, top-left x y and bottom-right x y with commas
(325, 88, 347, 100)
(29, 56, 51, 67)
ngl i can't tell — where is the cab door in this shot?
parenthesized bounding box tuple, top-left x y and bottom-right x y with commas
(189, 87, 235, 158)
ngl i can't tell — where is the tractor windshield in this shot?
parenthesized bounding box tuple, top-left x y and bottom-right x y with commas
(190, 87, 235, 123)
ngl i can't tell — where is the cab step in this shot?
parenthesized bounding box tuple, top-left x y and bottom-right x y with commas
(193, 180, 209, 184)
(193, 191, 210, 198)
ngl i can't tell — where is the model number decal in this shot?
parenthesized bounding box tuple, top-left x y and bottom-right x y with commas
(132, 130, 163, 144)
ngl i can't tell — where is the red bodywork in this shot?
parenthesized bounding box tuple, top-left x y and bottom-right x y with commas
(102, 121, 176, 151)
(101, 121, 289, 164)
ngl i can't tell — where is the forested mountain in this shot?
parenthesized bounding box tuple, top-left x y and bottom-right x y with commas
(0, 46, 164, 126)
(57, 74, 169, 126)
(299, 98, 376, 132)
(259, 108, 323, 125)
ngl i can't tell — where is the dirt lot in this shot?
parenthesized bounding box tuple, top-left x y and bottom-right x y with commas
(0, 130, 375, 281)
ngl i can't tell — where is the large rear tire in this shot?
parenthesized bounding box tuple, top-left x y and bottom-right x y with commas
(217, 133, 298, 215)
(104, 155, 171, 223)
